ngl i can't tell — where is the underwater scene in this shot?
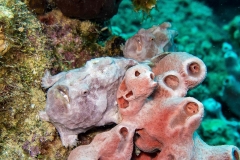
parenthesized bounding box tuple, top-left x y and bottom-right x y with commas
(0, 0, 240, 159)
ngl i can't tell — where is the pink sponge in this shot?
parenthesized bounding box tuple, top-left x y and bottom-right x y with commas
(68, 52, 239, 160)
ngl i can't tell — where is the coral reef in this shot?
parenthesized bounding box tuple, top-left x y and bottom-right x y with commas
(0, 0, 129, 158)
(0, 0, 70, 159)
(196, 42, 240, 148)
(202, 98, 227, 121)
(39, 15, 239, 158)
(0, 0, 124, 158)
(68, 52, 239, 159)
(38, 9, 99, 72)
(223, 15, 240, 46)
(198, 98, 240, 147)
(221, 42, 240, 118)
(1, 0, 240, 159)
(110, 0, 227, 101)
(40, 57, 137, 146)
(38, 9, 123, 73)
(198, 118, 240, 147)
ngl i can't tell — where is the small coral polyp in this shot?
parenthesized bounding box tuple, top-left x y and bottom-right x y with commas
(41, 23, 240, 159)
